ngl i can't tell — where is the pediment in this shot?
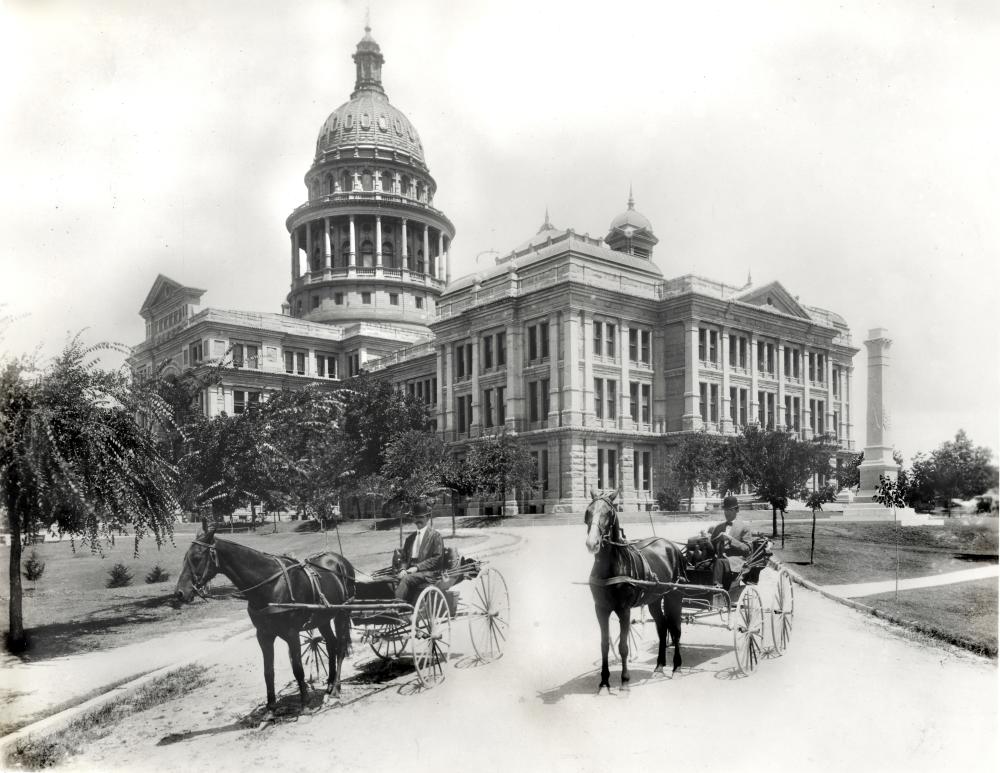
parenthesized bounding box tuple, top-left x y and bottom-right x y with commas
(139, 274, 205, 317)
(734, 281, 811, 320)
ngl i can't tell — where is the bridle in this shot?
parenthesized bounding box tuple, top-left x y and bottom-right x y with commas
(586, 495, 626, 551)
(184, 538, 220, 600)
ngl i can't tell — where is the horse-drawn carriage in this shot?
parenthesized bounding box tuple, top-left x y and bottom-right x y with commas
(292, 546, 510, 688)
(585, 490, 795, 691)
(175, 521, 509, 719)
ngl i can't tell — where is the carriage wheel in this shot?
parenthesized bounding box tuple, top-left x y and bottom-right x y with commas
(300, 629, 329, 684)
(732, 586, 765, 676)
(612, 606, 644, 663)
(411, 586, 452, 688)
(770, 569, 795, 654)
(466, 567, 510, 662)
(367, 621, 408, 661)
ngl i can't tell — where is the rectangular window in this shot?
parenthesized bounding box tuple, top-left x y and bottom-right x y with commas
(232, 344, 258, 370)
(598, 449, 605, 489)
(529, 380, 539, 422)
(532, 449, 550, 494)
(793, 350, 801, 379)
(597, 448, 618, 490)
(700, 382, 709, 422)
(311, 295, 320, 309)
(541, 378, 550, 417)
(296, 352, 306, 375)
(389, 293, 399, 306)
(415, 296, 424, 309)
(784, 347, 791, 378)
(594, 378, 604, 418)
(699, 328, 707, 362)
(641, 330, 650, 365)
(455, 344, 465, 379)
(189, 341, 203, 363)
(605, 323, 616, 358)
(456, 396, 467, 433)
(315, 354, 338, 379)
(496, 386, 506, 425)
(793, 396, 801, 432)
(334, 293, 344, 305)
(496, 332, 506, 366)
(284, 351, 294, 374)
(808, 353, 816, 382)
(482, 335, 493, 370)
(833, 366, 840, 397)
(528, 324, 538, 361)
(641, 383, 650, 423)
(633, 450, 652, 492)
(709, 383, 719, 422)
(361, 292, 372, 304)
(593, 321, 603, 356)
(629, 329, 639, 362)
(483, 389, 494, 428)
(629, 381, 640, 422)
(739, 337, 748, 368)
(833, 411, 840, 439)
(809, 399, 817, 433)
(233, 390, 260, 415)
(730, 335, 738, 367)
(709, 330, 718, 364)
(606, 380, 616, 419)
(540, 321, 550, 358)
(784, 395, 793, 430)
(817, 400, 825, 435)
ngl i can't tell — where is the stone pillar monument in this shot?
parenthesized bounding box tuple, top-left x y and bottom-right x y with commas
(855, 328, 899, 502)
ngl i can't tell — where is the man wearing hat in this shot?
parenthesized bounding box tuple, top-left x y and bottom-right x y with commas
(710, 495, 754, 589)
(394, 500, 444, 604)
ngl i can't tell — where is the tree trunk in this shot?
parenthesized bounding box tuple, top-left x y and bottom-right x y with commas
(7, 503, 26, 653)
(809, 509, 817, 563)
(781, 509, 786, 549)
(450, 495, 457, 537)
(771, 505, 778, 538)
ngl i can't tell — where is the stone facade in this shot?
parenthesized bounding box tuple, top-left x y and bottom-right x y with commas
(129, 26, 860, 516)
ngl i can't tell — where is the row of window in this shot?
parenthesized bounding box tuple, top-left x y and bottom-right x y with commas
(405, 377, 438, 405)
(700, 328, 837, 385)
(593, 323, 652, 365)
(702, 382, 837, 436)
(298, 292, 427, 316)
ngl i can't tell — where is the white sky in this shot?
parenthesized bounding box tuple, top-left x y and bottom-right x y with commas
(1, 0, 997, 461)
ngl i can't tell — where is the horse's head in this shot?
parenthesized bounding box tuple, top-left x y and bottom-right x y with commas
(174, 518, 220, 604)
(584, 487, 621, 554)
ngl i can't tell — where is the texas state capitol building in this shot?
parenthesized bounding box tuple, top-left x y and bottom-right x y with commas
(130, 27, 859, 515)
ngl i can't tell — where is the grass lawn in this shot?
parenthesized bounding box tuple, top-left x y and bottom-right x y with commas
(770, 516, 998, 656)
(0, 519, 486, 662)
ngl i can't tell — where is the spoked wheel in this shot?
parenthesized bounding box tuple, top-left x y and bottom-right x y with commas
(770, 569, 795, 655)
(300, 629, 329, 684)
(367, 621, 408, 661)
(732, 585, 765, 676)
(612, 606, 645, 663)
(466, 567, 510, 662)
(411, 586, 452, 688)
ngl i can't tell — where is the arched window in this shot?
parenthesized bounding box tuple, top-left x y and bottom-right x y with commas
(361, 240, 374, 267)
(416, 248, 425, 275)
(382, 241, 395, 267)
(325, 174, 334, 195)
(361, 170, 373, 191)
(381, 171, 392, 192)
(340, 171, 351, 193)
(401, 175, 411, 197)
(341, 240, 351, 267)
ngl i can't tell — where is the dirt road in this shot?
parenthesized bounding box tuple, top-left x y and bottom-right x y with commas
(57, 523, 998, 772)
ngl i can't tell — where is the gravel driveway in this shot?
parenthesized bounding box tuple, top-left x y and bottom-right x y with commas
(56, 523, 998, 773)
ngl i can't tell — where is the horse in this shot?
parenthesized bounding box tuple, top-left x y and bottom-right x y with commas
(174, 519, 356, 717)
(585, 488, 684, 692)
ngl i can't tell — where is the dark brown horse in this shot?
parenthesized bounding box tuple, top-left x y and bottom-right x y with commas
(585, 489, 684, 692)
(174, 519, 355, 717)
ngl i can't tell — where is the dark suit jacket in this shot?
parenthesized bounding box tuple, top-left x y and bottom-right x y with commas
(401, 526, 444, 574)
(710, 518, 754, 571)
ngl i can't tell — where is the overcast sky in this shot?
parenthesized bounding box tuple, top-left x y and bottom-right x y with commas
(1, 0, 997, 461)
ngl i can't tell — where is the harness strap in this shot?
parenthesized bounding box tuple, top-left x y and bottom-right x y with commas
(276, 556, 295, 603)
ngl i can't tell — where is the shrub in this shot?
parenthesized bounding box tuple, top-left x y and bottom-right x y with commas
(144, 565, 171, 584)
(106, 563, 134, 588)
(23, 551, 46, 582)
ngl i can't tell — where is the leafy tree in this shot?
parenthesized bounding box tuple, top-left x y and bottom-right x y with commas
(464, 431, 537, 516)
(803, 486, 836, 562)
(730, 425, 836, 537)
(923, 430, 998, 511)
(0, 341, 178, 652)
(875, 471, 911, 599)
(439, 454, 479, 535)
(836, 452, 863, 492)
(663, 431, 725, 512)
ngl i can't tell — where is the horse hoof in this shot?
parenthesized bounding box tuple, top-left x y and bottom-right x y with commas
(653, 666, 664, 675)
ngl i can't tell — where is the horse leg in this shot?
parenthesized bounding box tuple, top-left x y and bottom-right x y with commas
(650, 599, 669, 674)
(284, 630, 310, 710)
(315, 618, 337, 701)
(595, 605, 612, 693)
(664, 592, 683, 673)
(331, 611, 351, 699)
(256, 628, 277, 714)
(617, 606, 631, 687)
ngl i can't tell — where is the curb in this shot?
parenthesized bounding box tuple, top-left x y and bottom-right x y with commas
(770, 559, 997, 659)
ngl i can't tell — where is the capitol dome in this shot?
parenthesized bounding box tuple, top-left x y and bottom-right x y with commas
(609, 189, 654, 234)
(605, 188, 658, 260)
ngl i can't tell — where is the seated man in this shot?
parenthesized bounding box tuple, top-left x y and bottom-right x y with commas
(710, 495, 754, 589)
(394, 501, 444, 605)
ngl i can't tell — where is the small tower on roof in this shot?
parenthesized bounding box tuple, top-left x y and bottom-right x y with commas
(605, 186, 658, 259)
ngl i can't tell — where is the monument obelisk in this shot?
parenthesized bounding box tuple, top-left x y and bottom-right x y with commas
(855, 328, 899, 501)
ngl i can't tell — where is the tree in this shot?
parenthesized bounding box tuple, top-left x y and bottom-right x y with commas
(464, 431, 537, 516)
(381, 429, 449, 526)
(803, 486, 836, 561)
(439, 454, 478, 535)
(1, 341, 178, 652)
(836, 452, 864, 492)
(731, 425, 836, 537)
(663, 431, 725, 512)
(874, 471, 911, 599)
(925, 430, 998, 511)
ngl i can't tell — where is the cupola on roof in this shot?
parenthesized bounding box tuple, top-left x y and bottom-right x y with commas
(315, 26, 425, 163)
(609, 188, 653, 234)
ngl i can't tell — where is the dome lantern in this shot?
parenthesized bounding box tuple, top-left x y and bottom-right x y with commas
(605, 186, 658, 260)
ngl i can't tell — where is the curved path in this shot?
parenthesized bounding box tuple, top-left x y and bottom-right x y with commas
(11, 523, 1000, 772)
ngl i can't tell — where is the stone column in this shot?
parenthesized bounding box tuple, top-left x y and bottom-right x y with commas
(375, 216, 383, 267)
(445, 238, 451, 284)
(682, 322, 701, 430)
(652, 327, 666, 432)
(443, 344, 454, 438)
(802, 348, 812, 439)
(721, 328, 733, 433)
(323, 218, 332, 269)
(857, 329, 897, 498)
(825, 354, 835, 435)
(582, 312, 595, 426)
(620, 440, 635, 505)
(305, 223, 313, 269)
(505, 323, 524, 431)
(562, 311, 582, 425)
(423, 225, 430, 275)
(750, 334, 759, 424)
(401, 218, 409, 269)
(436, 346, 446, 438)
(470, 338, 480, 435)
(437, 232, 445, 280)
(619, 318, 630, 429)
(348, 216, 357, 268)
(290, 230, 299, 281)
(548, 312, 560, 425)
(776, 342, 787, 430)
